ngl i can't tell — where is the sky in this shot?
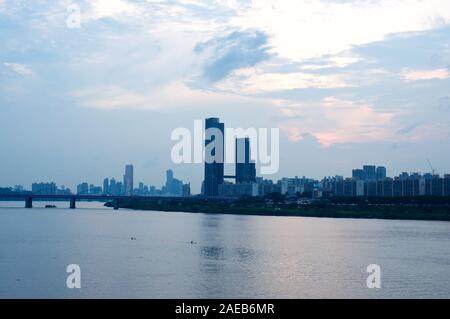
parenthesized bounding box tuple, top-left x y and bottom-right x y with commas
(1, 0, 450, 193)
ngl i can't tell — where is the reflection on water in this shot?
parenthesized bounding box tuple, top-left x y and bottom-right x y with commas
(0, 201, 449, 298)
(200, 246, 226, 260)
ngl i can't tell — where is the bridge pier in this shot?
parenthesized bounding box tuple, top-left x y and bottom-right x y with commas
(113, 199, 120, 210)
(25, 197, 33, 208)
(70, 198, 76, 209)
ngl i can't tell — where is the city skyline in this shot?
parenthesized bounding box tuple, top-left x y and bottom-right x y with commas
(2, 112, 449, 195)
(1, 112, 449, 197)
(3, 161, 449, 197)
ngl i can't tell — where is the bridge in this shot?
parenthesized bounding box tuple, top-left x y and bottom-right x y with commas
(0, 194, 208, 210)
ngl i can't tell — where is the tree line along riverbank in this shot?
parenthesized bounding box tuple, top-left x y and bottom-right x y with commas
(105, 195, 450, 221)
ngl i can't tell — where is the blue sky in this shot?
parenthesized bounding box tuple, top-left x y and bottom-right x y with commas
(1, 0, 450, 192)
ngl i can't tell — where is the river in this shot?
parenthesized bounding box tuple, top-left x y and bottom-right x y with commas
(0, 201, 449, 298)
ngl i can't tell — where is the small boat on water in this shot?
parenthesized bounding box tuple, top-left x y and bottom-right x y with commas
(45, 204, 57, 208)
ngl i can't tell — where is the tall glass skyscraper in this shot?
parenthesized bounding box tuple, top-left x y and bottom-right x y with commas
(204, 118, 224, 197)
(235, 137, 256, 184)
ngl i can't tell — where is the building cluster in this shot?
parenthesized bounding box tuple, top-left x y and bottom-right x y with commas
(201, 118, 450, 199)
(201, 118, 328, 199)
(31, 182, 72, 195)
(162, 169, 191, 197)
(18, 165, 190, 197)
(3, 118, 450, 200)
(84, 166, 190, 197)
(201, 117, 325, 199)
(203, 118, 257, 198)
(211, 167, 450, 199)
(324, 167, 450, 197)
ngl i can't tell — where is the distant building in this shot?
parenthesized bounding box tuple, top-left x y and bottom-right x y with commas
(376, 166, 387, 180)
(32, 182, 57, 195)
(137, 182, 145, 195)
(278, 176, 316, 196)
(431, 176, 444, 196)
(363, 165, 377, 181)
(56, 186, 72, 195)
(381, 178, 393, 197)
(106, 178, 123, 196)
(256, 178, 276, 196)
(445, 175, 450, 196)
(77, 182, 89, 195)
(218, 182, 259, 198)
(235, 137, 256, 184)
(333, 179, 364, 196)
(204, 117, 224, 197)
(14, 185, 25, 193)
(124, 164, 134, 196)
(182, 183, 191, 197)
(352, 169, 364, 180)
(89, 184, 102, 195)
(103, 178, 109, 195)
(364, 181, 377, 197)
(328, 170, 450, 198)
(163, 169, 185, 197)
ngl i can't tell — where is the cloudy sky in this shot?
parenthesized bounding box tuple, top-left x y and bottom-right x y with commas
(1, 0, 450, 192)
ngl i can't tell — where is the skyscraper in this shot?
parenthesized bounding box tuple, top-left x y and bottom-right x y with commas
(353, 165, 387, 181)
(124, 164, 134, 196)
(363, 165, 376, 181)
(32, 182, 57, 195)
(166, 169, 173, 185)
(235, 137, 256, 184)
(376, 166, 387, 180)
(352, 169, 364, 180)
(76, 182, 89, 195)
(163, 169, 184, 196)
(204, 117, 224, 197)
(103, 178, 109, 195)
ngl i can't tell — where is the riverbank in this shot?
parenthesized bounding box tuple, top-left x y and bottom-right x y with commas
(105, 199, 450, 221)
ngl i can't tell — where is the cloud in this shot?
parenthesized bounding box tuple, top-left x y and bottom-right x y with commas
(277, 97, 395, 146)
(233, 0, 450, 61)
(73, 81, 264, 110)
(299, 53, 361, 70)
(3, 63, 33, 76)
(402, 68, 450, 81)
(354, 25, 450, 71)
(194, 29, 271, 82)
(396, 122, 423, 135)
(89, 0, 141, 20)
(74, 85, 149, 110)
(216, 68, 351, 94)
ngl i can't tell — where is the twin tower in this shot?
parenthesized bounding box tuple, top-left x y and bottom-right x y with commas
(203, 118, 256, 197)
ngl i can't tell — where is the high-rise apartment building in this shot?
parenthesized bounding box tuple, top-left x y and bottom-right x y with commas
(376, 166, 387, 180)
(235, 137, 256, 184)
(204, 118, 224, 197)
(103, 178, 109, 195)
(124, 164, 134, 196)
(32, 182, 57, 195)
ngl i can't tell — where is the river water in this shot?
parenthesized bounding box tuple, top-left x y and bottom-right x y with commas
(0, 201, 449, 298)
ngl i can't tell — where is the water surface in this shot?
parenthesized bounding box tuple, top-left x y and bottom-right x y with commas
(0, 201, 449, 298)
